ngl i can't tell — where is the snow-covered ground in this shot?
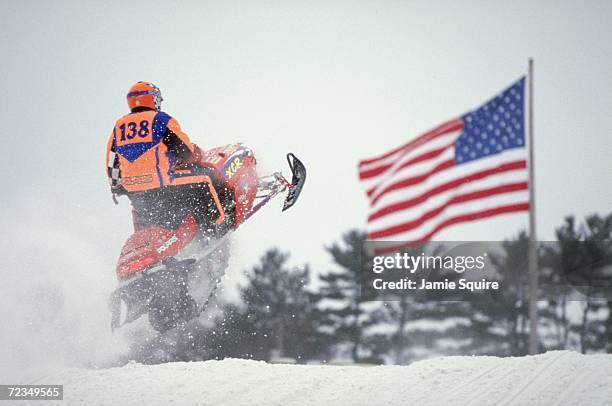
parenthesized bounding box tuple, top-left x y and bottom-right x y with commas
(28, 351, 612, 405)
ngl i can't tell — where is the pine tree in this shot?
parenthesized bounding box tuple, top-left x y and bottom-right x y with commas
(318, 230, 380, 362)
(532, 214, 612, 353)
(449, 233, 532, 356)
(204, 302, 262, 360)
(207, 248, 326, 362)
(575, 214, 612, 353)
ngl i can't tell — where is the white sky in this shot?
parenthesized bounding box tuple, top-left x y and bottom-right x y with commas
(1, 0, 611, 307)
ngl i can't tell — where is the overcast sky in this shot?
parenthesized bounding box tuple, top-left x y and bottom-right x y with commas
(1, 0, 611, 374)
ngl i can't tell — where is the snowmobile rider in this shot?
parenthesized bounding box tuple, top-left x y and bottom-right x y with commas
(105, 81, 229, 234)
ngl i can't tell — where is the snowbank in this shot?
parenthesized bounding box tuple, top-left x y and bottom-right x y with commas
(34, 351, 612, 405)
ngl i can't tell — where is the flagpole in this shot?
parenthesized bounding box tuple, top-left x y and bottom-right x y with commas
(527, 58, 539, 355)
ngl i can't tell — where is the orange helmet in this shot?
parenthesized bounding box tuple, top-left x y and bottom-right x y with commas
(126, 81, 163, 111)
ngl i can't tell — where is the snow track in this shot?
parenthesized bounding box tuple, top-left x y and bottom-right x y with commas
(25, 351, 612, 405)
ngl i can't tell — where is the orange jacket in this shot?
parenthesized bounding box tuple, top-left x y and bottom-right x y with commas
(106, 110, 207, 193)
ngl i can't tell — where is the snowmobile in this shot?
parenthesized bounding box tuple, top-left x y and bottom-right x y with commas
(109, 143, 306, 332)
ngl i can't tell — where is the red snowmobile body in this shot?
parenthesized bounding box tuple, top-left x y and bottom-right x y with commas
(109, 144, 306, 332)
(115, 144, 258, 280)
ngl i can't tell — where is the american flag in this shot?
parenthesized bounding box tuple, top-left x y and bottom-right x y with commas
(359, 78, 529, 250)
